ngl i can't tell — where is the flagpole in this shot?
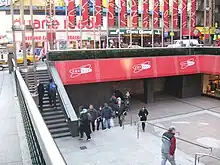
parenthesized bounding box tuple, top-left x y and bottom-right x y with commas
(189, 0, 191, 45)
(180, 0, 182, 40)
(129, 0, 132, 46)
(118, 0, 121, 48)
(203, 0, 207, 45)
(141, 0, 143, 47)
(93, 0, 96, 49)
(161, 0, 164, 47)
(171, 0, 174, 44)
(65, 3, 69, 48)
(152, 0, 154, 47)
(106, 0, 109, 48)
(80, 0, 82, 49)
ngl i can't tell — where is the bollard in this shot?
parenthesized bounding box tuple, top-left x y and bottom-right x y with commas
(130, 115, 132, 126)
(137, 122, 140, 139)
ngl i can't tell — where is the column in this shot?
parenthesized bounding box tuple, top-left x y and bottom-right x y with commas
(143, 78, 154, 104)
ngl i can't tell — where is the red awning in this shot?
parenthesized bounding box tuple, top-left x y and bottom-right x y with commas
(182, 28, 202, 37)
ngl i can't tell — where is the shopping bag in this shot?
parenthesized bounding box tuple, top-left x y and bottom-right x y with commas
(110, 118, 114, 127)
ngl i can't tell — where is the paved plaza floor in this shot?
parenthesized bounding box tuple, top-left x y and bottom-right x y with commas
(56, 95, 220, 165)
(0, 70, 31, 165)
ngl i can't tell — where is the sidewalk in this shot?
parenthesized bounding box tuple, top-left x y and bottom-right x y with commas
(0, 70, 31, 165)
(56, 125, 203, 165)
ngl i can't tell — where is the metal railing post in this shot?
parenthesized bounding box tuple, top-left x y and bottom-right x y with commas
(194, 154, 197, 165)
(137, 122, 140, 139)
(130, 115, 132, 126)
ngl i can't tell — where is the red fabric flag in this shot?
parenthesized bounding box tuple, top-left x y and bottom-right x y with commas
(143, 0, 149, 28)
(182, 0, 187, 28)
(163, 0, 169, 30)
(81, 0, 89, 26)
(95, 0, 102, 26)
(191, 0, 196, 28)
(173, 0, 178, 29)
(153, 0, 159, 28)
(120, 0, 127, 27)
(131, 0, 138, 27)
(108, 0, 115, 27)
(68, 0, 75, 27)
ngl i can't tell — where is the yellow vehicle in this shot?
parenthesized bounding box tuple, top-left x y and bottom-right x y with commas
(17, 52, 39, 65)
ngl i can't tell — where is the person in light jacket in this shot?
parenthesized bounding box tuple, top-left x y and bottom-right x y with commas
(161, 126, 177, 165)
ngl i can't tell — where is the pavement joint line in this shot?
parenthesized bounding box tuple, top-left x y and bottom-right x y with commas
(171, 98, 206, 110)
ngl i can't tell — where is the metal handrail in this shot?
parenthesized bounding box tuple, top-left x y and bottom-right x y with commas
(194, 153, 220, 165)
(46, 61, 78, 121)
(48, 46, 220, 52)
(15, 67, 67, 165)
(136, 121, 213, 154)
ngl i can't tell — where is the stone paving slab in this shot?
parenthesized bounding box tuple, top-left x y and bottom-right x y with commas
(0, 70, 31, 164)
(56, 125, 202, 165)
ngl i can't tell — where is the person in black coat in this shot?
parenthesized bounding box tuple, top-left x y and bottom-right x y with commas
(116, 97, 126, 127)
(138, 106, 149, 132)
(37, 80, 44, 112)
(96, 106, 104, 130)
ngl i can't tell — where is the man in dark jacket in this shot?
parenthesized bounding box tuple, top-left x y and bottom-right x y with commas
(79, 108, 91, 140)
(96, 106, 104, 130)
(47, 79, 57, 107)
(102, 103, 113, 129)
(88, 104, 98, 132)
(161, 126, 177, 165)
(37, 80, 44, 111)
(138, 106, 149, 132)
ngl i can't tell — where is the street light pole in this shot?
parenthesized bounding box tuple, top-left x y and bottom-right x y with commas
(20, 0, 27, 68)
(10, 1, 17, 68)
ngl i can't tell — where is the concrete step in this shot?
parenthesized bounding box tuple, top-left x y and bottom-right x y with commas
(43, 114, 66, 121)
(42, 106, 62, 112)
(52, 132, 71, 139)
(50, 127, 70, 135)
(42, 103, 61, 108)
(45, 118, 66, 125)
(42, 110, 64, 117)
(47, 122, 69, 130)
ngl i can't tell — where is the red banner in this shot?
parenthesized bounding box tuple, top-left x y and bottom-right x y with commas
(153, 0, 159, 28)
(95, 0, 102, 27)
(131, 0, 138, 27)
(191, 0, 196, 28)
(120, 0, 127, 27)
(182, 0, 187, 29)
(143, 0, 149, 28)
(108, 0, 115, 27)
(68, 0, 75, 27)
(55, 55, 220, 85)
(163, 0, 169, 30)
(81, 0, 89, 26)
(173, 0, 178, 29)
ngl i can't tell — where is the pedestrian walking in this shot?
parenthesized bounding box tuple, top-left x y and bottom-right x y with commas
(161, 126, 177, 165)
(116, 97, 126, 127)
(102, 103, 113, 129)
(37, 80, 44, 111)
(96, 106, 104, 130)
(79, 108, 91, 140)
(88, 105, 98, 132)
(47, 79, 57, 107)
(138, 106, 149, 132)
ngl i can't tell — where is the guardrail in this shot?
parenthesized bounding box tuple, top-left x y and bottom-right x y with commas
(194, 153, 220, 165)
(136, 121, 213, 154)
(12, 59, 67, 165)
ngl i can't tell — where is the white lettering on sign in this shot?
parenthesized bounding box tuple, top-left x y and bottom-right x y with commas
(0, 0, 10, 6)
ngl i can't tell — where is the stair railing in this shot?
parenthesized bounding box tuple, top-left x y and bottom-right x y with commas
(136, 121, 213, 154)
(46, 61, 79, 137)
(12, 58, 67, 165)
(194, 153, 220, 165)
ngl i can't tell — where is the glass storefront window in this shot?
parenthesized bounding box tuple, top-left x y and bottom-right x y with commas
(203, 74, 220, 97)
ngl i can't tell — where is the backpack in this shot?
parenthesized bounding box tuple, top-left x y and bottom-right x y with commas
(81, 112, 92, 122)
(49, 82, 56, 92)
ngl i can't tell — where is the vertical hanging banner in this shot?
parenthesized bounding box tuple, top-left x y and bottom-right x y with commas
(95, 0, 102, 27)
(131, 0, 138, 27)
(153, 0, 159, 28)
(173, 0, 178, 29)
(191, 0, 196, 28)
(68, 0, 75, 27)
(120, 0, 127, 27)
(182, 0, 187, 29)
(163, 0, 169, 30)
(108, 0, 115, 27)
(143, 0, 149, 28)
(81, 0, 89, 26)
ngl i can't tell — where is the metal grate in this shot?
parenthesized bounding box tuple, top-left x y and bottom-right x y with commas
(80, 146, 87, 150)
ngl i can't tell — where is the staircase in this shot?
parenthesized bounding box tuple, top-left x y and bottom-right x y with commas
(21, 69, 71, 138)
